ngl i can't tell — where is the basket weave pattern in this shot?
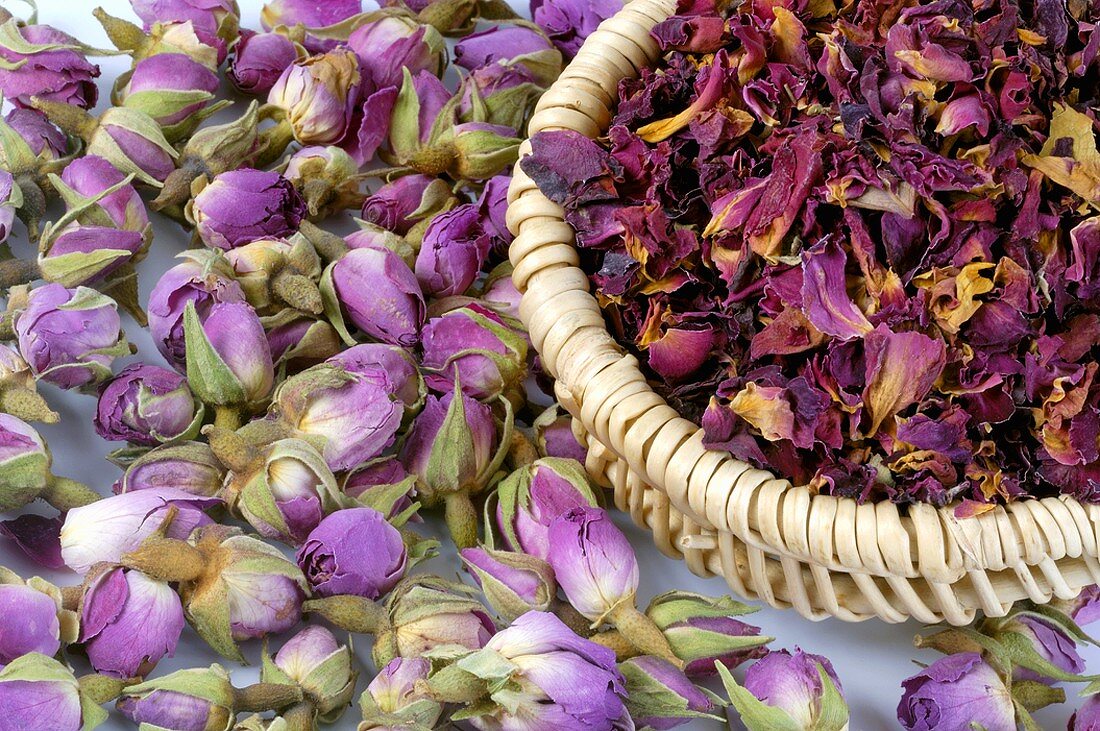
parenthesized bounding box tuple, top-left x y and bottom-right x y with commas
(506, 0, 1100, 624)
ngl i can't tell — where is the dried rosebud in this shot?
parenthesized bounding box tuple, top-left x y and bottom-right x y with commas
(94, 364, 200, 446)
(343, 221, 412, 263)
(325, 246, 425, 347)
(401, 388, 506, 545)
(116, 664, 236, 730)
(0, 414, 51, 511)
(297, 507, 408, 598)
(229, 29, 303, 95)
(532, 404, 587, 463)
(646, 591, 769, 678)
(182, 525, 309, 658)
(114, 441, 225, 497)
(188, 168, 306, 250)
(223, 236, 322, 316)
(358, 657, 442, 731)
(374, 575, 494, 667)
(442, 611, 626, 730)
(343, 457, 417, 520)
(37, 223, 146, 290)
(59, 155, 149, 231)
(0, 568, 76, 666)
(454, 23, 562, 85)
(360, 174, 451, 236)
(269, 49, 361, 147)
(0, 22, 100, 109)
(547, 505, 638, 621)
(450, 121, 521, 180)
(421, 303, 527, 401)
(130, 0, 240, 42)
(0, 653, 108, 730)
(221, 437, 342, 545)
(0, 109, 68, 237)
(148, 256, 247, 371)
(495, 457, 598, 559)
(347, 12, 446, 89)
(414, 203, 493, 298)
(459, 62, 544, 132)
(986, 613, 1086, 684)
(327, 343, 424, 413)
(721, 649, 848, 731)
(115, 52, 221, 137)
(531, 0, 623, 58)
(1072, 695, 1100, 730)
(266, 313, 343, 371)
(388, 68, 453, 161)
(31, 103, 179, 187)
(60, 487, 219, 574)
(263, 625, 356, 722)
(898, 653, 1015, 731)
(477, 262, 524, 331)
(282, 145, 363, 219)
(460, 546, 556, 622)
(183, 300, 275, 409)
(14, 284, 130, 390)
(271, 361, 405, 472)
(621, 655, 719, 730)
(260, 0, 362, 53)
(78, 565, 184, 678)
(154, 102, 266, 212)
(477, 175, 513, 250)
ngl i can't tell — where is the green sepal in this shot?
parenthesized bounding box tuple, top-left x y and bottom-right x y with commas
(318, 261, 357, 346)
(183, 300, 247, 407)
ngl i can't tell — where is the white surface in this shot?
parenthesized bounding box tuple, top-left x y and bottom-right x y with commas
(5, 1, 1096, 729)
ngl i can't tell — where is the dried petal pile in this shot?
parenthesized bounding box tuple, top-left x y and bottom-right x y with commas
(524, 0, 1100, 510)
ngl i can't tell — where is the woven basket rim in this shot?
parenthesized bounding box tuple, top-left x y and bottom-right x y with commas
(505, 0, 1100, 585)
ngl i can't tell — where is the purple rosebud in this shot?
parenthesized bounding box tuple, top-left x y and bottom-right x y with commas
(80, 566, 184, 678)
(478, 174, 513, 250)
(360, 657, 442, 729)
(1067, 586, 1100, 627)
(3, 108, 67, 160)
(89, 107, 178, 185)
(0, 654, 87, 731)
(406, 70, 452, 147)
(297, 507, 407, 598)
(454, 25, 555, 72)
(189, 168, 306, 250)
(460, 546, 557, 621)
(269, 625, 356, 716)
(184, 300, 275, 407)
(130, 0, 239, 34)
(0, 582, 62, 666)
(0, 172, 16, 244)
(229, 30, 301, 95)
(376, 576, 495, 665)
(265, 315, 342, 370)
(743, 649, 845, 729)
(114, 441, 225, 497)
(38, 225, 146, 288)
(327, 343, 423, 410)
(260, 0, 362, 53)
(342, 458, 417, 521)
(347, 15, 445, 89)
(14, 284, 128, 390)
(116, 663, 235, 730)
(530, 0, 623, 57)
(224, 438, 340, 545)
(94, 364, 197, 446)
(533, 405, 588, 463)
(401, 389, 498, 498)
(420, 303, 527, 400)
(0, 414, 50, 511)
(622, 656, 716, 730)
(60, 487, 219, 574)
(1008, 616, 1086, 684)
(59, 155, 149, 231)
(898, 653, 1015, 731)
(547, 506, 639, 620)
(415, 203, 494, 298)
(475, 611, 627, 730)
(479, 262, 524, 325)
(269, 49, 362, 146)
(360, 174, 438, 235)
(273, 359, 406, 472)
(647, 591, 769, 678)
(330, 246, 425, 347)
(1072, 695, 1100, 730)
(0, 24, 99, 109)
(118, 53, 220, 127)
(148, 258, 247, 371)
(496, 457, 599, 559)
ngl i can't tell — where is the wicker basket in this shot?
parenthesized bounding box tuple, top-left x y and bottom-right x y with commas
(505, 0, 1100, 624)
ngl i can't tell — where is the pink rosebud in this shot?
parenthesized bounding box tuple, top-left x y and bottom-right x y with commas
(297, 507, 407, 598)
(189, 168, 306, 250)
(260, 0, 362, 53)
(330, 246, 425, 347)
(118, 53, 220, 127)
(229, 29, 301, 95)
(495, 457, 598, 559)
(79, 566, 184, 678)
(898, 653, 1014, 731)
(547, 506, 639, 621)
(269, 49, 362, 146)
(420, 303, 527, 400)
(347, 15, 445, 89)
(0, 25, 99, 109)
(94, 364, 197, 446)
(415, 203, 494, 298)
(360, 174, 439, 235)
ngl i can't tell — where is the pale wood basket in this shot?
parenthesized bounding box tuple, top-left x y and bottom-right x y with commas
(506, 0, 1100, 624)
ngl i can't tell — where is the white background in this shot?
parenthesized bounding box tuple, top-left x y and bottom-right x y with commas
(5, 1, 1097, 729)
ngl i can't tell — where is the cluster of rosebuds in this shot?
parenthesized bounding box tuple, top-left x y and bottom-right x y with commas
(7, 0, 1096, 730)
